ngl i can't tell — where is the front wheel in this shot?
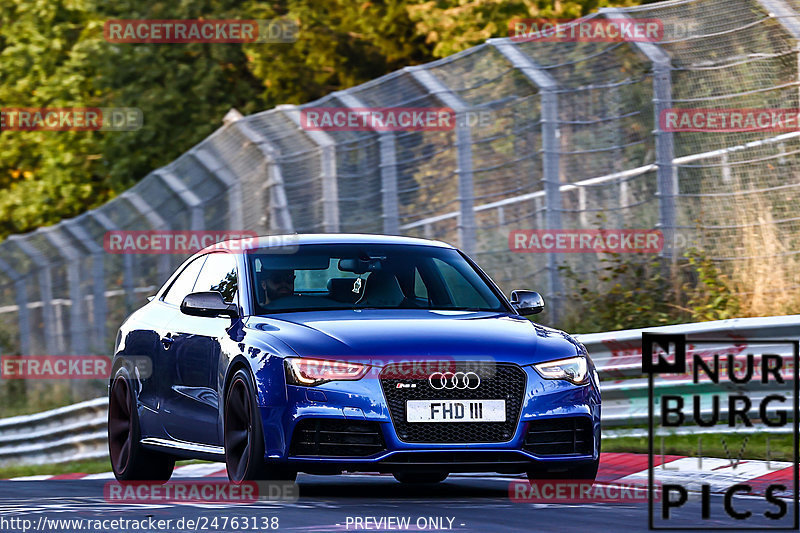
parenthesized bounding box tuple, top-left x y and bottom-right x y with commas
(108, 368, 175, 482)
(393, 472, 448, 484)
(224, 369, 296, 483)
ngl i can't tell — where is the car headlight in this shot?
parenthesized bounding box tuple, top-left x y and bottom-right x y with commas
(533, 356, 589, 385)
(285, 357, 369, 386)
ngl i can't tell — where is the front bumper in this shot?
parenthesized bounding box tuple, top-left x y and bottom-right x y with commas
(258, 363, 601, 473)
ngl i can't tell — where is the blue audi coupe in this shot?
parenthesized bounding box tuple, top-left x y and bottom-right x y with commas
(108, 234, 601, 484)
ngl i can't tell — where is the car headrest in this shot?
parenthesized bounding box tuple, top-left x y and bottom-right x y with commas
(359, 271, 404, 308)
(327, 277, 360, 303)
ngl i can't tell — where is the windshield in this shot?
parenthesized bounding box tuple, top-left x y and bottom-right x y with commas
(247, 243, 506, 314)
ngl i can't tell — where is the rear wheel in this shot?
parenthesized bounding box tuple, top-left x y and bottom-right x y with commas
(108, 369, 175, 482)
(393, 472, 448, 484)
(224, 369, 296, 483)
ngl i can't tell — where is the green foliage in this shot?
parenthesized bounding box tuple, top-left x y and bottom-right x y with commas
(0, 0, 265, 238)
(682, 249, 740, 321)
(245, 0, 431, 105)
(559, 253, 680, 333)
(407, 0, 642, 58)
(558, 249, 742, 334)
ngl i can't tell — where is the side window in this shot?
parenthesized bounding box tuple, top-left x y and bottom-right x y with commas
(194, 253, 238, 304)
(413, 268, 428, 300)
(163, 256, 206, 306)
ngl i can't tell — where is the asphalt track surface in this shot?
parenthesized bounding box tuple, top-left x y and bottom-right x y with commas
(0, 472, 794, 532)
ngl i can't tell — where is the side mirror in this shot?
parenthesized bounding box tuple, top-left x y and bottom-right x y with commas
(180, 291, 239, 319)
(510, 290, 545, 316)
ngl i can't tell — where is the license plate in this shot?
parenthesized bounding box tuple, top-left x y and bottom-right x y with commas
(406, 399, 506, 422)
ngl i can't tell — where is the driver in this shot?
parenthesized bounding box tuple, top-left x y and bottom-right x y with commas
(260, 269, 295, 304)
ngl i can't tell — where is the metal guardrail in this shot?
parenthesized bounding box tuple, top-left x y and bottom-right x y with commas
(0, 397, 108, 466)
(0, 315, 797, 467)
(582, 315, 800, 433)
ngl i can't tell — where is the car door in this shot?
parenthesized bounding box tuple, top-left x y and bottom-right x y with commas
(136, 254, 206, 438)
(160, 251, 239, 446)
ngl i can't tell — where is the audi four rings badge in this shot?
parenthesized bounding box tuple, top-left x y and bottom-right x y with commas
(429, 371, 480, 390)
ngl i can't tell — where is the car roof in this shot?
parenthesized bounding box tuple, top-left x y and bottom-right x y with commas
(203, 233, 455, 253)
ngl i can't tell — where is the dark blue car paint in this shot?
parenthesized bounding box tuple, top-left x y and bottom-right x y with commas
(112, 234, 601, 471)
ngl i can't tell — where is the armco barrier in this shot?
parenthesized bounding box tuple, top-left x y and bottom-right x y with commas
(583, 315, 800, 429)
(0, 315, 797, 467)
(0, 397, 108, 466)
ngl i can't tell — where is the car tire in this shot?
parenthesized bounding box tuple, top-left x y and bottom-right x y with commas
(108, 368, 175, 482)
(224, 368, 297, 483)
(392, 472, 449, 484)
(526, 459, 599, 483)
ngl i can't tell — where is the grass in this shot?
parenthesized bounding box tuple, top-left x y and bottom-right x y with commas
(0, 381, 107, 419)
(724, 181, 800, 317)
(0, 458, 216, 480)
(0, 399, 85, 419)
(604, 432, 795, 462)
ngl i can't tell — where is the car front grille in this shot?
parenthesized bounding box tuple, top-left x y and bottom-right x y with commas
(523, 417, 593, 456)
(289, 418, 386, 457)
(379, 361, 527, 443)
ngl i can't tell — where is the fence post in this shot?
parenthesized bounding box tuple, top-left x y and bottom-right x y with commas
(63, 217, 107, 354)
(335, 91, 400, 235)
(8, 236, 58, 355)
(602, 9, 675, 259)
(407, 67, 477, 254)
(653, 59, 676, 259)
(231, 121, 296, 234)
(119, 190, 171, 284)
(278, 105, 340, 233)
(41, 227, 88, 357)
(153, 169, 205, 230)
(0, 257, 31, 356)
(756, 0, 800, 120)
(757, 0, 800, 36)
(490, 39, 563, 321)
(541, 86, 564, 320)
(191, 149, 247, 232)
(89, 211, 136, 313)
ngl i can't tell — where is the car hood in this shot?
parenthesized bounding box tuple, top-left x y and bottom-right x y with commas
(245, 309, 580, 365)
